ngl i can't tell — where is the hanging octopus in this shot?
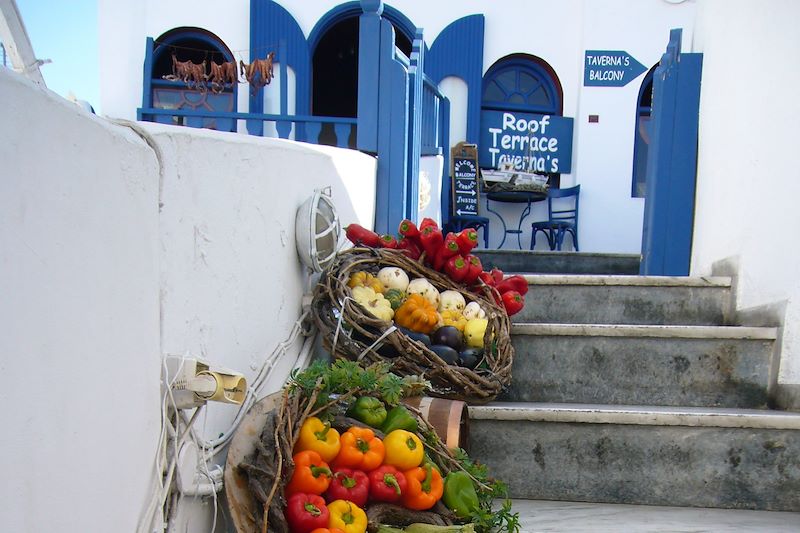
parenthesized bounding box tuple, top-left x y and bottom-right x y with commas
(239, 52, 275, 94)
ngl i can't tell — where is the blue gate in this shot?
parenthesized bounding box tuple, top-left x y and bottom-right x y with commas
(640, 29, 703, 276)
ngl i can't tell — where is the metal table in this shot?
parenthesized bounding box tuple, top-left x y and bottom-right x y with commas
(485, 190, 547, 249)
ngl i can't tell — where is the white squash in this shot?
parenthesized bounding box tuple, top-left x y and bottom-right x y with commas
(463, 301, 487, 320)
(438, 290, 466, 313)
(377, 266, 410, 292)
(406, 277, 440, 308)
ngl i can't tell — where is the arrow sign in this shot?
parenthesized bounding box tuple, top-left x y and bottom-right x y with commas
(584, 50, 647, 87)
(452, 156, 479, 216)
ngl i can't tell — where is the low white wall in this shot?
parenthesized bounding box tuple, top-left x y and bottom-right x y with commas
(1, 67, 377, 531)
(0, 69, 162, 532)
(691, 0, 800, 383)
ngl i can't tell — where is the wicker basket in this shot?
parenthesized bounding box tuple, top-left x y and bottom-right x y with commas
(226, 389, 473, 533)
(311, 247, 514, 404)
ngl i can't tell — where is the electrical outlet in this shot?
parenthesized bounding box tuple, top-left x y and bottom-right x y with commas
(164, 355, 247, 409)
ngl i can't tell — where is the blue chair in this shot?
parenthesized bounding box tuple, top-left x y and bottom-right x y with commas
(530, 185, 580, 251)
(446, 215, 490, 248)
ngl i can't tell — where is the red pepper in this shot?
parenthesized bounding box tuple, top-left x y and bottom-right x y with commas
(439, 233, 460, 260)
(444, 255, 468, 283)
(477, 271, 496, 287)
(462, 254, 483, 285)
(285, 493, 330, 533)
(419, 226, 444, 262)
(397, 236, 422, 260)
(496, 274, 529, 295)
(398, 219, 420, 241)
(501, 290, 525, 316)
(419, 218, 439, 232)
(368, 465, 407, 503)
(379, 234, 398, 249)
(325, 468, 370, 508)
(345, 224, 381, 248)
(455, 228, 479, 255)
(491, 267, 505, 284)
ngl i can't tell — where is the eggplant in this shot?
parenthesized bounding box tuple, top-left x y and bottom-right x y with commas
(458, 347, 484, 369)
(431, 326, 464, 351)
(397, 326, 432, 347)
(429, 344, 459, 365)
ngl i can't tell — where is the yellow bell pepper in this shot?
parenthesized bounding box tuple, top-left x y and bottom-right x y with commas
(294, 416, 341, 463)
(382, 429, 424, 470)
(327, 499, 367, 533)
(350, 286, 394, 321)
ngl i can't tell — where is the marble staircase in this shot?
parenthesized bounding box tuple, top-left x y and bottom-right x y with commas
(467, 253, 800, 513)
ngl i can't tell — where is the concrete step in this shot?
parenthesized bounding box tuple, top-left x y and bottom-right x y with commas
(474, 250, 641, 275)
(516, 275, 733, 326)
(470, 403, 800, 511)
(503, 323, 778, 408)
(510, 499, 800, 532)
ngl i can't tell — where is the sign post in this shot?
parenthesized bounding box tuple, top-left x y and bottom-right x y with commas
(451, 142, 480, 217)
(584, 50, 647, 87)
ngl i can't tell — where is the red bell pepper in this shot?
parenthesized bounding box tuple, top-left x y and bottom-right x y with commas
(419, 218, 439, 232)
(368, 465, 407, 503)
(325, 468, 370, 508)
(285, 493, 330, 533)
(496, 274, 529, 295)
(398, 219, 420, 241)
(462, 254, 483, 285)
(456, 228, 479, 255)
(397, 236, 422, 260)
(444, 255, 468, 283)
(440, 233, 461, 260)
(419, 226, 444, 263)
(501, 290, 525, 316)
(491, 267, 505, 284)
(477, 271, 496, 287)
(345, 224, 381, 248)
(379, 234, 398, 249)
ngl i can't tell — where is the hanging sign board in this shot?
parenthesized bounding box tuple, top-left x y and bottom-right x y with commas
(451, 143, 480, 217)
(479, 111, 574, 174)
(584, 50, 647, 87)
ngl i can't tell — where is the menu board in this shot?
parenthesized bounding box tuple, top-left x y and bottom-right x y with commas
(451, 143, 480, 217)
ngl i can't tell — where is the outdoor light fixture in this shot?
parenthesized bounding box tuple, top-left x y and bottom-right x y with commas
(295, 187, 340, 273)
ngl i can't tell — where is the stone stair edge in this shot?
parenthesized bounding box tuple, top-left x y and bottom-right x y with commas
(521, 274, 732, 288)
(511, 323, 778, 340)
(468, 402, 800, 430)
(476, 250, 641, 259)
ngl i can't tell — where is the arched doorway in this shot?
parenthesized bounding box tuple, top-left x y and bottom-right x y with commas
(310, 5, 414, 145)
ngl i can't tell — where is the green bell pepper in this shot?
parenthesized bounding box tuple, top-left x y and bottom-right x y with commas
(381, 405, 419, 434)
(442, 471, 480, 519)
(348, 396, 388, 428)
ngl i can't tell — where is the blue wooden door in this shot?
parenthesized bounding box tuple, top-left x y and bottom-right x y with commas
(640, 29, 703, 276)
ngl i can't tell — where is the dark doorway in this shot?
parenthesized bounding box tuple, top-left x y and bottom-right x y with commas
(312, 16, 412, 119)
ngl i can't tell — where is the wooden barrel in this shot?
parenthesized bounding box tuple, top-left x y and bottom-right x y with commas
(403, 396, 470, 452)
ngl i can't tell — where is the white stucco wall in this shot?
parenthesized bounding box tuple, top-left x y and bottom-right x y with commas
(0, 68, 161, 532)
(99, 0, 696, 253)
(690, 0, 800, 383)
(1, 66, 377, 531)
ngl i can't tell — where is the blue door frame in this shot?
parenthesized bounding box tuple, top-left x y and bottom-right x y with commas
(640, 29, 703, 276)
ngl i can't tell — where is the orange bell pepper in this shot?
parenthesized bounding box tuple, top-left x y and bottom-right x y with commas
(310, 529, 346, 533)
(332, 426, 385, 472)
(286, 450, 333, 496)
(402, 464, 444, 510)
(295, 416, 342, 463)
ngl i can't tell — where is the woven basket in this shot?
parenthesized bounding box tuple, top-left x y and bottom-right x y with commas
(311, 247, 514, 403)
(226, 388, 472, 533)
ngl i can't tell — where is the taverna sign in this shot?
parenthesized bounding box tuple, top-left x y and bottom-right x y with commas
(479, 111, 574, 174)
(584, 50, 647, 87)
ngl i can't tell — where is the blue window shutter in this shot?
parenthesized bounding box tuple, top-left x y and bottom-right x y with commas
(249, 1, 310, 134)
(427, 15, 485, 144)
